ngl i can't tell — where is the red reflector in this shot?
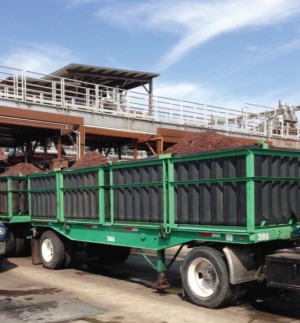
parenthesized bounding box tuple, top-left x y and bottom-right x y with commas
(85, 225, 97, 229)
(199, 232, 212, 237)
(123, 227, 139, 232)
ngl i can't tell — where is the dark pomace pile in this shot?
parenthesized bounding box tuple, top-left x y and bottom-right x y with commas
(165, 131, 257, 154)
(1, 163, 41, 176)
(71, 151, 108, 168)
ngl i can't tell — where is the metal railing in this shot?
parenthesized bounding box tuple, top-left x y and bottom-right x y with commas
(0, 65, 299, 140)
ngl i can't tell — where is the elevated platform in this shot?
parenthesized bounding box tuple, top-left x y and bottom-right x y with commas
(0, 63, 299, 169)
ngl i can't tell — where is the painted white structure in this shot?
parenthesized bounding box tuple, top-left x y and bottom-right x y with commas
(0, 65, 300, 148)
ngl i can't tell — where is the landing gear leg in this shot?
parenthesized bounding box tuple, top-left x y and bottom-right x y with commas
(153, 249, 170, 290)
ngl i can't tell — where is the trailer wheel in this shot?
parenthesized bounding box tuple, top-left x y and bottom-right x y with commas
(64, 240, 74, 268)
(5, 229, 30, 257)
(14, 237, 25, 257)
(181, 246, 236, 308)
(40, 231, 65, 270)
(5, 231, 15, 257)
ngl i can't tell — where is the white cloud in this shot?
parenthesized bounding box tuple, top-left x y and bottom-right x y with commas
(95, 0, 300, 70)
(153, 80, 296, 113)
(64, 0, 98, 9)
(154, 81, 246, 112)
(155, 81, 212, 103)
(0, 44, 76, 74)
(245, 38, 300, 65)
(264, 38, 300, 59)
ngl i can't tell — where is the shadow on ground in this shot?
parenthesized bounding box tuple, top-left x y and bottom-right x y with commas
(1, 258, 17, 273)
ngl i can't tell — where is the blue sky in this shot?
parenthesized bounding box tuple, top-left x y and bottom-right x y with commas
(1, 0, 300, 110)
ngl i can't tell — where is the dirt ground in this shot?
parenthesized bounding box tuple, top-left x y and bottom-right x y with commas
(0, 249, 299, 323)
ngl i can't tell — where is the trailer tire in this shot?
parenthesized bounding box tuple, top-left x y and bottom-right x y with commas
(14, 237, 26, 257)
(40, 231, 65, 270)
(181, 246, 237, 308)
(64, 240, 74, 268)
(5, 231, 15, 257)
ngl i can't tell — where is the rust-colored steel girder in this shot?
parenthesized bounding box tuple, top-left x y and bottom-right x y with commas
(85, 127, 166, 158)
(0, 107, 198, 160)
(0, 105, 85, 157)
(0, 116, 72, 131)
(0, 106, 83, 130)
(156, 127, 195, 144)
(85, 126, 151, 141)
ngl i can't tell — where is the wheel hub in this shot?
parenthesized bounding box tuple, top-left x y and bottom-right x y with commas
(200, 266, 216, 286)
(188, 257, 218, 298)
(41, 238, 54, 263)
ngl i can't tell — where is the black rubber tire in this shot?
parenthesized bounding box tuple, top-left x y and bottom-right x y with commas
(14, 237, 26, 257)
(181, 246, 237, 309)
(23, 238, 32, 257)
(64, 240, 74, 268)
(40, 231, 65, 270)
(5, 231, 15, 257)
(6, 232, 30, 257)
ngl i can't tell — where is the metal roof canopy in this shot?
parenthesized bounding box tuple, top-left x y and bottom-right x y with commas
(48, 63, 160, 91)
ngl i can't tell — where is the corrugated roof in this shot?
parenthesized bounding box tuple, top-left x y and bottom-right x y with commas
(47, 63, 160, 90)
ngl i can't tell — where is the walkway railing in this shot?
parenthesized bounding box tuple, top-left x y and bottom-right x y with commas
(0, 65, 298, 140)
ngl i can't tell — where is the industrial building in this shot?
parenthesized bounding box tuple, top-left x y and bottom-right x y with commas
(0, 63, 299, 171)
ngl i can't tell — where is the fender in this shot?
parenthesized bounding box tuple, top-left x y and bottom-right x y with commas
(223, 246, 259, 284)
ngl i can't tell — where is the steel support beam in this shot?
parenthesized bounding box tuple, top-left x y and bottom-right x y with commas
(85, 126, 150, 140)
(0, 105, 85, 157)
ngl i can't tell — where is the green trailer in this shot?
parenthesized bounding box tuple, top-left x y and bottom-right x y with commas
(1, 145, 300, 308)
(0, 175, 31, 256)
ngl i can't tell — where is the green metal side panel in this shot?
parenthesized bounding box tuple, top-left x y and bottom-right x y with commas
(5, 146, 300, 249)
(57, 171, 64, 223)
(246, 151, 255, 232)
(99, 167, 106, 224)
(0, 175, 31, 224)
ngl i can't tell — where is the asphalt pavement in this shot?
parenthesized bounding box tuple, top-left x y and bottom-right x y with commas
(0, 249, 299, 323)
